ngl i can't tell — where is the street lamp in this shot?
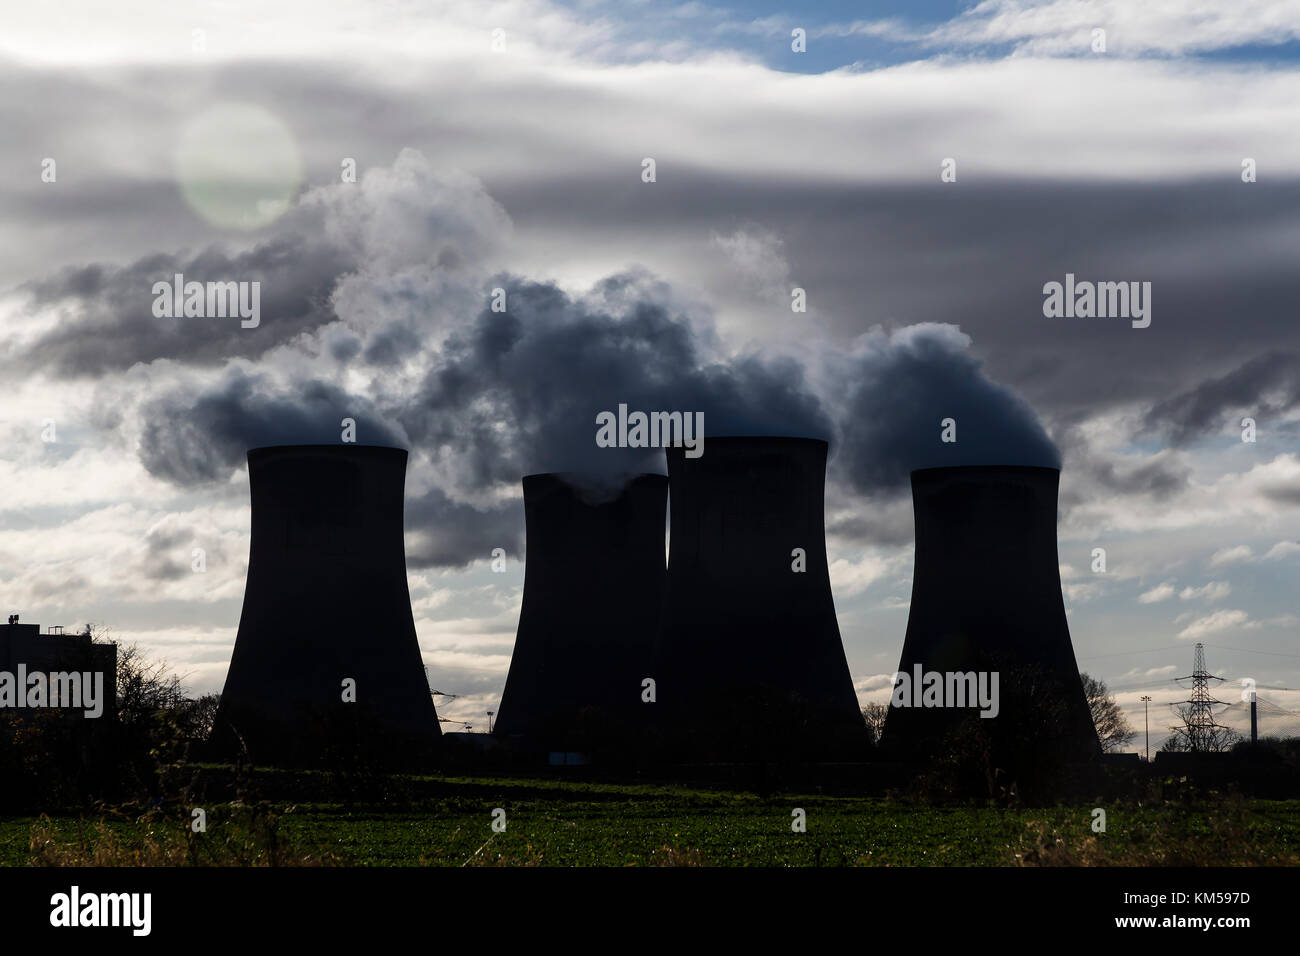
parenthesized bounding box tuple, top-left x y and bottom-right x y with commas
(1141, 695, 1152, 762)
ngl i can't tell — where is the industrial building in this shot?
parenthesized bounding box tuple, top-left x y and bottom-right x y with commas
(0, 617, 117, 720)
(212, 445, 440, 766)
(495, 472, 667, 760)
(882, 465, 1098, 758)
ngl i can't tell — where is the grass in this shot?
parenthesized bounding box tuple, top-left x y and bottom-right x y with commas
(3, 774, 1299, 866)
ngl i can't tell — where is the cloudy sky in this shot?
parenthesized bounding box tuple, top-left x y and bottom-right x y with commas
(2, 0, 1298, 748)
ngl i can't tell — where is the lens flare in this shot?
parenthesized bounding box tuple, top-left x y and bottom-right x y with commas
(174, 103, 302, 231)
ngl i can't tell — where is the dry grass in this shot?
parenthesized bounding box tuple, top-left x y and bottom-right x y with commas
(649, 844, 708, 866)
(27, 805, 338, 867)
(1014, 794, 1300, 867)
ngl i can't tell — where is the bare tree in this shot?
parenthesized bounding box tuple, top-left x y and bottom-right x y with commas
(178, 693, 221, 742)
(1161, 705, 1241, 753)
(85, 624, 187, 727)
(1080, 673, 1136, 753)
(861, 702, 888, 747)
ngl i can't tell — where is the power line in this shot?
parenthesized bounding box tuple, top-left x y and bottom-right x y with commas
(1209, 698, 1300, 723)
(1255, 699, 1300, 718)
(1106, 678, 1187, 693)
(1202, 642, 1300, 660)
(1081, 641, 1300, 663)
(1218, 680, 1300, 692)
(1078, 644, 1185, 661)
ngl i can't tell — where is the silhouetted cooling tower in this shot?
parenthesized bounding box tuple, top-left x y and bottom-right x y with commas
(658, 437, 866, 760)
(882, 466, 1098, 758)
(495, 473, 666, 755)
(214, 445, 439, 766)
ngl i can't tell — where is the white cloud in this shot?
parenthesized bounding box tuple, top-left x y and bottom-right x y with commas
(1179, 581, 1231, 602)
(1264, 540, 1300, 561)
(1199, 539, 1300, 569)
(1210, 545, 1254, 567)
(1258, 614, 1300, 630)
(1062, 454, 1300, 540)
(13, 0, 1300, 68)
(853, 672, 899, 706)
(922, 0, 1300, 57)
(1178, 608, 1249, 640)
(1117, 663, 1177, 682)
(829, 551, 904, 598)
(1065, 580, 1106, 603)
(420, 649, 514, 677)
(711, 226, 791, 302)
(1138, 581, 1175, 604)
(854, 673, 897, 693)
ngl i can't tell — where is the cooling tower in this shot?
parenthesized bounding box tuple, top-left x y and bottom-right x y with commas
(495, 473, 666, 755)
(882, 465, 1098, 758)
(213, 445, 439, 766)
(658, 437, 866, 761)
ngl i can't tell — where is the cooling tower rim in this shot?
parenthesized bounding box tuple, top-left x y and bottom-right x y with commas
(247, 443, 408, 462)
(523, 471, 667, 483)
(522, 471, 668, 505)
(911, 464, 1060, 479)
(666, 435, 829, 451)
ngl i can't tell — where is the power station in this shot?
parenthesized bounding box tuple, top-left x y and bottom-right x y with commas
(213, 445, 439, 766)
(656, 437, 866, 760)
(210, 446, 1098, 768)
(882, 465, 1098, 757)
(495, 473, 666, 758)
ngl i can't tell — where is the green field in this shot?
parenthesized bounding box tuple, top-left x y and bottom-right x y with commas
(5, 775, 1300, 866)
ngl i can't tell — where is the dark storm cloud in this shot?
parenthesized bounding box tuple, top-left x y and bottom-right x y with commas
(1262, 485, 1300, 507)
(139, 523, 192, 582)
(13, 228, 355, 376)
(30, 571, 91, 600)
(123, 268, 1067, 561)
(1143, 351, 1300, 445)
(137, 367, 404, 485)
(493, 173, 1300, 423)
(21, 138, 1276, 559)
(131, 360, 523, 570)
(16, 158, 1300, 465)
(1082, 456, 1190, 500)
(1053, 425, 1192, 509)
(398, 273, 835, 490)
(326, 328, 364, 362)
(831, 325, 1062, 494)
(362, 322, 423, 367)
(826, 509, 915, 549)
(404, 489, 524, 570)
